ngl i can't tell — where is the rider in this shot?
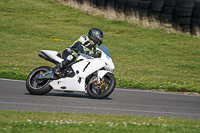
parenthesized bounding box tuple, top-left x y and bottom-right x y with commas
(52, 28, 104, 77)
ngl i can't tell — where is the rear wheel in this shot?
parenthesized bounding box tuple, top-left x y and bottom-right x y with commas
(26, 66, 52, 95)
(87, 73, 116, 99)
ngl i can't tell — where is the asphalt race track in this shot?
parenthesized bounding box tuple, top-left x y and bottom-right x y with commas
(0, 78, 199, 120)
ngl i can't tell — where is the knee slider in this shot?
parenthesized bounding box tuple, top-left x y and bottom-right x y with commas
(67, 55, 73, 61)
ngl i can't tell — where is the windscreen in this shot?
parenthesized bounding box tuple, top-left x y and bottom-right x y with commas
(98, 46, 111, 58)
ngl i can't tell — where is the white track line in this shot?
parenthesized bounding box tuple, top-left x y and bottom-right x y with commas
(0, 101, 198, 117)
(0, 78, 25, 82)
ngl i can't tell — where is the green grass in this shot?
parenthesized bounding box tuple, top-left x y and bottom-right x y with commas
(0, 110, 199, 133)
(0, 0, 200, 93)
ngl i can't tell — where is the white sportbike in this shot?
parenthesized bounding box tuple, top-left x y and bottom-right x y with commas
(26, 46, 116, 99)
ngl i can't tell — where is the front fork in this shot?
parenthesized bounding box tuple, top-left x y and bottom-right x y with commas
(97, 71, 101, 84)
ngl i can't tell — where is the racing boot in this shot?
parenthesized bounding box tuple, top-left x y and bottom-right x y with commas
(52, 63, 62, 78)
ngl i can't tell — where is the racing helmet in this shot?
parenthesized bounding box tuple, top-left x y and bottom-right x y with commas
(88, 28, 104, 46)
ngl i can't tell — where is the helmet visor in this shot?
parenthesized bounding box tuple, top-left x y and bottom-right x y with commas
(96, 33, 104, 42)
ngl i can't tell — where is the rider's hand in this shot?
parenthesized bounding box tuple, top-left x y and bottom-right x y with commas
(86, 51, 89, 55)
(93, 53, 101, 58)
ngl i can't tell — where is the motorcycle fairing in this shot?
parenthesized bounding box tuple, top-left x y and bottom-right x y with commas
(49, 70, 111, 92)
(71, 59, 105, 79)
(49, 58, 106, 92)
(50, 76, 86, 92)
(96, 47, 115, 72)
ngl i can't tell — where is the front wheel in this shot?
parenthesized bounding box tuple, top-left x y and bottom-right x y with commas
(26, 66, 52, 95)
(87, 73, 116, 99)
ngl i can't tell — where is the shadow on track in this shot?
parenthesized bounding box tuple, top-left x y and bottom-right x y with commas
(25, 92, 113, 100)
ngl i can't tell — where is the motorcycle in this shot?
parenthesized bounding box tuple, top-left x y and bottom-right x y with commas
(26, 46, 116, 99)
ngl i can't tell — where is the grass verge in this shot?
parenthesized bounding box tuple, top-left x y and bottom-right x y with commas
(0, 110, 200, 133)
(0, 0, 200, 93)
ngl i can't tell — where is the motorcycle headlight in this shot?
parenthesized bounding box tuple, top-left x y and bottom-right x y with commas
(104, 66, 115, 72)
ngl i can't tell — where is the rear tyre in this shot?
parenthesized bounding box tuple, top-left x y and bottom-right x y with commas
(87, 73, 116, 99)
(138, 1, 151, 9)
(26, 66, 52, 95)
(162, 6, 175, 15)
(126, 0, 139, 8)
(164, 0, 176, 6)
(175, 7, 193, 16)
(150, 2, 164, 12)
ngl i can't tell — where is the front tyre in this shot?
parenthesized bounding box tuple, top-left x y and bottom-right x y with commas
(26, 66, 52, 95)
(87, 73, 116, 99)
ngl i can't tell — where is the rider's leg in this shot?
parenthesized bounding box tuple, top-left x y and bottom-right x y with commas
(52, 49, 77, 77)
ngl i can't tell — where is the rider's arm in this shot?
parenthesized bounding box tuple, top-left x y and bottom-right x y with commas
(71, 41, 94, 56)
(71, 36, 98, 56)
